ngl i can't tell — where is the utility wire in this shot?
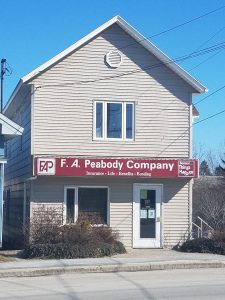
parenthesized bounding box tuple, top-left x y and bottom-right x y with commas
(194, 84, 225, 106)
(157, 107, 225, 157)
(117, 4, 225, 51)
(4, 61, 13, 76)
(36, 40, 225, 89)
(194, 108, 225, 125)
(192, 25, 225, 53)
(188, 49, 224, 72)
(186, 24, 225, 71)
(6, 70, 225, 159)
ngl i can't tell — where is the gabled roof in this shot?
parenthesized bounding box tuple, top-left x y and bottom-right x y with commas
(0, 113, 24, 140)
(4, 16, 207, 113)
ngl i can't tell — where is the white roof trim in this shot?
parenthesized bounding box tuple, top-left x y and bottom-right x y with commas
(0, 159, 7, 164)
(21, 15, 207, 93)
(116, 16, 207, 93)
(3, 80, 23, 113)
(0, 113, 24, 138)
(5, 15, 207, 113)
(22, 16, 120, 83)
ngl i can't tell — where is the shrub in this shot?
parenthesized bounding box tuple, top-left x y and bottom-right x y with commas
(179, 238, 215, 253)
(212, 230, 225, 243)
(22, 241, 126, 259)
(23, 206, 126, 259)
(178, 237, 225, 255)
(28, 205, 62, 245)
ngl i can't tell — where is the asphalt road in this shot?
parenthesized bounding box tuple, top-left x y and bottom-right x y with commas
(1, 268, 225, 299)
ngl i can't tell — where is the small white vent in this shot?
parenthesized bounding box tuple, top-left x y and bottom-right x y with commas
(106, 50, 122, 68)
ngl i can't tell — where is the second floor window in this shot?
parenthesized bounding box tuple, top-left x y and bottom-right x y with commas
(94, 101, 134, 140)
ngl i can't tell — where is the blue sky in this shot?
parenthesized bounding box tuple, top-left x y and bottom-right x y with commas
(1, 0, 225, 158)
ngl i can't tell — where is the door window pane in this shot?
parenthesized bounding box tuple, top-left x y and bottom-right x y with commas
(78, 188, 108, 223)
(66, 189, 75, 223)
(140, 189, 156, 238)
(96, 102, 103, 138)
(126, 103, 133, 139)
(107, 103, 122, 138)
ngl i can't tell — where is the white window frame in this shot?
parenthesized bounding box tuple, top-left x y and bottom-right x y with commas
(93, 101, 135, 141)
(63, 186, 110, 225)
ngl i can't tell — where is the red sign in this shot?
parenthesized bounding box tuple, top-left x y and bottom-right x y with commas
(34, 157, 198, 178)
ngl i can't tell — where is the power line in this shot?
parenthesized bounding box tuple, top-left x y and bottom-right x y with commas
(186, 24, 225, 71)
(117, 5, 225, 51)
(157, 106, 225, 157)
(188, 49, 224, 72)
(36, 40, 225, 89)
(5, 61, 13, 76)
(194, 84, 225, 106)
(194, 108, 225, 125)
(192, 25, 225, 53)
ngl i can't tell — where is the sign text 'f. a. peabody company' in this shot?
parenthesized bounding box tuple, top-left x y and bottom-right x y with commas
(35, 157, 198, 178)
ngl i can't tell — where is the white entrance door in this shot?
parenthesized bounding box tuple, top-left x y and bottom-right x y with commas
(133, 184, 162, 248)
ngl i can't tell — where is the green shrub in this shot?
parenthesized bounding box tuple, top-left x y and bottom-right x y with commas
(178, 238, 225, 255)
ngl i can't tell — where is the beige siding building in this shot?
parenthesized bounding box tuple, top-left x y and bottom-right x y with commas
(3, 16, 206, 248)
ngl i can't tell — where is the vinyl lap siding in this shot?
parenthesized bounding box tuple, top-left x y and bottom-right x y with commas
(31, 24, 193, 158)
(31, 177, 189, 248)
(4, 92, 32, 185)
(4, 91, 32, 247)
(31, 177, 133, 248)
(163, 180, 190, 246)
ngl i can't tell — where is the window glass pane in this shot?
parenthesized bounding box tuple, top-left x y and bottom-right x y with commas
(140, 190, 156, 238)
(126, 104, 133, 139)
(96, 102, 103, 138)
(107, 103, 122, 138)
(66, 189, 75, 223)
(78, 188, 108, 223)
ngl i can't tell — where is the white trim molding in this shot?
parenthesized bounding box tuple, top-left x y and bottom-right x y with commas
(4, 16, 207, 114)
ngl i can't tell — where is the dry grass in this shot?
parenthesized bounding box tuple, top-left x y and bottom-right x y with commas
(0, 255, 15, 262)
(0, 251, 17, 262)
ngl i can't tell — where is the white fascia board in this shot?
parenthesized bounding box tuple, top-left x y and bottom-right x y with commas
(116, 16, 207, 94)
(0, 159, 7, 164)
(22, 16, 120, 83)
(0, 113, 24, 136)
(3, 80, 23, 114)
(6, 15, 207, 113)
(21, 15, 207, 94)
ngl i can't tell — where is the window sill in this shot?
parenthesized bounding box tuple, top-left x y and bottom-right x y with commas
(93, 138, 135, 142)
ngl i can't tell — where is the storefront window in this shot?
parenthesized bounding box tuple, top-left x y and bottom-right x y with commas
(66, 188, 75, 223)
(65, 187, 108, 224)
(78, 188, 108, 223)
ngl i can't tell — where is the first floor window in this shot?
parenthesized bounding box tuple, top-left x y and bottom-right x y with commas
(65, 187, 108, 224)
(94, 101, 134, 140)
(66, 189, 75, 223)
(78, 188, 108, 223)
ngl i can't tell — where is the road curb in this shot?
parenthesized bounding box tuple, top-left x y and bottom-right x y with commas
(0, 260, 225, 278)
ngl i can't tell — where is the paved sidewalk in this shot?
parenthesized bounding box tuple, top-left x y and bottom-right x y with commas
(0, 249, 225, 278)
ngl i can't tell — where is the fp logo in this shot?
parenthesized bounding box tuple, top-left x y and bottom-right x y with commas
(37, 158, 56, 175)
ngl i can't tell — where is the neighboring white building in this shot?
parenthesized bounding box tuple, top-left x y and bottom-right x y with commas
(0, 113, 23, 247)
(3, 16, 206, 248)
